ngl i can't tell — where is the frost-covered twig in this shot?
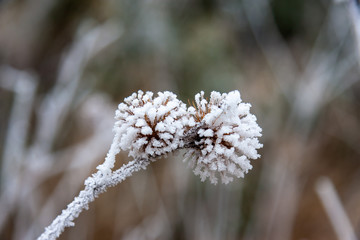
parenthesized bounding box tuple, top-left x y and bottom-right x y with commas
(38, 157, 151, 240)
(21, 94, 114, 240)
(38, 90, 262, 240)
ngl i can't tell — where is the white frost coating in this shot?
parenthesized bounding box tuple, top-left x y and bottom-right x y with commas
(184, 90, 263, 184)
(37, 158, 151, 240)
(38, 90, 187, 240)
(115, 90, 188, 159)
(95, 132, 121, 176)
(38, 90, 263, 240)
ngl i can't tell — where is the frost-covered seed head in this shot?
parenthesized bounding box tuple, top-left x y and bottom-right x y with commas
(185, 90, 263, 184)
(115, 90, 187, 159)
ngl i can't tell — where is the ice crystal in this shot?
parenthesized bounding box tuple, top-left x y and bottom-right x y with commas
(115, 90, 188, 159)
(38, 90, 263, 240)
(185, 90, 263, 184)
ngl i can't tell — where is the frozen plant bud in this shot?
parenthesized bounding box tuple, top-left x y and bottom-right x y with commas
(185, 90, 263, 184)
(115, 90, 187, 159)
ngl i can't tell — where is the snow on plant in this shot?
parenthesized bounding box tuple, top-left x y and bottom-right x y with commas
(38, 90, 262, 240)
(184, 91, 263, 184)
(115, 90, 188, 159)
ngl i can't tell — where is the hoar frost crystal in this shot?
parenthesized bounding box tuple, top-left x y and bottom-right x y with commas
(185, 91, 262, 184)
(115, 91, 188, 159)
(38, 90, 262, 240)
(115, 90, 262, 184)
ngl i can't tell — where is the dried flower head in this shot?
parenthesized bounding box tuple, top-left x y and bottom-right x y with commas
(115, 90, 187, 159)
(38, 89, 263, 240)
(185, 90, 262, 184)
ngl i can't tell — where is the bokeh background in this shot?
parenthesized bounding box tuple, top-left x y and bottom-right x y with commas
(1, 0, 360, 239)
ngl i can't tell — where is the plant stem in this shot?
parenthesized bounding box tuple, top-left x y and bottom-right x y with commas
(37, 157, 151, 240)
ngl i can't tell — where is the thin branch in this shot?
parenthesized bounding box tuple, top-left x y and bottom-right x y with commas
(37, 157, 151, 240)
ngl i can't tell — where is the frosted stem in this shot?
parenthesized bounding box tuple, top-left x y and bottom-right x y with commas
(96, 132, 121, 175)
(37, 157, 151, 240)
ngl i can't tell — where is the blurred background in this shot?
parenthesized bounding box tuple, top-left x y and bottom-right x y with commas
(1, 0, 360, 239)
